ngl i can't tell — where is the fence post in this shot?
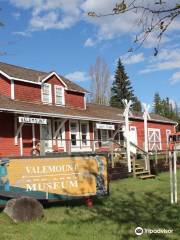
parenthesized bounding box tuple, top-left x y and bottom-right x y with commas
(132, 154, 136, 178)
(173, 144, 177, 203)
(110, 140, 114, 168)
(169, 151, 174, 204)
(68, 139, 71, 155)
(147, 154, 151, 173)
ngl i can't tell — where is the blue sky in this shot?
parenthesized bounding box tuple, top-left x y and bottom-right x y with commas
(0, 0, 180, 108)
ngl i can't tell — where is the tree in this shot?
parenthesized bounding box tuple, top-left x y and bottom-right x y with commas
(88, 1, 180, 55)
(89, 57, 110, 104)
(110, 58, 141, 111)
(110, 58, 133, 108)
(153, 93, 180, 131)
(132, 96, 142, 112)
(153, 92, 162, 114)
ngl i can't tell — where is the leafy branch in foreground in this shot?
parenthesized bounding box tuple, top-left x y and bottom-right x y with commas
(88, 1, 180, 55)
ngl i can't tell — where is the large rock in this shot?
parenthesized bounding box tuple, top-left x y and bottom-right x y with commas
(4, 197, 44, 222)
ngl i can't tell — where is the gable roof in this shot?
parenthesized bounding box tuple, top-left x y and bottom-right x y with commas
(0, 62, 87, 93)
(0, 94, 177, 125)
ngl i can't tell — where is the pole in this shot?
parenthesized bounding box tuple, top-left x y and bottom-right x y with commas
(132, 154, 136, 178)
(173, 144, 177, 203)
(143, 104, 151, 171)
(125, 111, 131, 172)
(144, 114, 148, 170)
(169, 151, 174, 204)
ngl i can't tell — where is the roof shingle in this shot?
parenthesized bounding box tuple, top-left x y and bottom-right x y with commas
(0, 62, 87, 93)
(0, 94, 176, 124)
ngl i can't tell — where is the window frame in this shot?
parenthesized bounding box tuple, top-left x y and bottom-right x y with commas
(70, 121, 80, 147)
(80, 122, 90, 147)
(54, 85, 65, 106)
(41, 83, 52, 104)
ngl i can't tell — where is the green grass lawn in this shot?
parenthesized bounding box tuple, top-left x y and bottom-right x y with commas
(0, 171, 180, 240)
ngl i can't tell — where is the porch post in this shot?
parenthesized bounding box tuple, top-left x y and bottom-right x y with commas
(123, 99, 132, 173)
(143, 103, 151, 171)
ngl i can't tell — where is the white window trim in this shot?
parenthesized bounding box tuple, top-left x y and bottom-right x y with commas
(80, 121, 90, 147)
(54, 85, 65, 106)
(11, 80, 15, 100)
(166, 129, 171, 144)
(84, 94, 86, 110)
(41, 83, 52, 104)
(148, 128, 162, 150)
(130, 126, 138, 145)
(69, 120, 80, 148)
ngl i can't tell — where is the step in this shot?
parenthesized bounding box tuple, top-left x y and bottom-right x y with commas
(135, 167, 144, 171)
(131, 163, 141, 167)
(135, 171, 149, 176)
(139, 175, 156, 180)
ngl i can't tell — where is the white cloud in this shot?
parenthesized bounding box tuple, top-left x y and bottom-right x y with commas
(9, 0, 180, 46)
(170, 72, 180, 85)
(140, 48, 180, 74)
(12, 31, 31, 37)
(65, 71, 89, 82)
(121, 53, 144, 65)
(10, 0, 82, 31)
(84, 38, 96, 47)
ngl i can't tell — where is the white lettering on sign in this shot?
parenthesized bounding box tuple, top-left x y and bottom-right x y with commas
(18, 117, 47, 125)
(96, 123, 115, 130)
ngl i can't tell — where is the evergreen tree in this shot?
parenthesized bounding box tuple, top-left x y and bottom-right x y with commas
(153, 93, 180, 131)
(110, 58, 140, 110)
(132, 96, 142, 112)
(153, 92, 162, 115)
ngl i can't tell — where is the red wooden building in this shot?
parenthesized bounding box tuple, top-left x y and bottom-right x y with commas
(0, 62, 176, 157)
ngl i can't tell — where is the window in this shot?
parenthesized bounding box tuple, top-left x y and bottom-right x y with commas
(101, 129, 109, 146)
(81, 123, 88, 146)
(42, 83, 51, 103)
(55, 86, 64, 105)
(70, 122, 78, 146)
(166, 129, 171, 144)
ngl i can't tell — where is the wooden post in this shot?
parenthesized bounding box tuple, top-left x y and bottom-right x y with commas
(173, 145, 177, 203)
(132, 154, 136, 178)
(142, 103, 151, 170)
(123, 99, 132, 173)
(111, 141, 114, 168)
(169, 151, 174, 204)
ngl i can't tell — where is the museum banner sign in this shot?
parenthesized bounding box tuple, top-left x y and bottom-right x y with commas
(1, 156, 108, 199)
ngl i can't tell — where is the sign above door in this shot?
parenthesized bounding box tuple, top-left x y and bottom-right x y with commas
(18, 116, 47, 125)
(96, 123, 115, 130)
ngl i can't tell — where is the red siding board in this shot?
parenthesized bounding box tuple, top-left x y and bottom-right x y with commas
(0, 113, 20, 156)
(65, 120, 70, 152)
(22, 125, 33, 156)
(0, 75, 11, 98)
(14, 81, 41, 102)
(65, 90, 85, 109)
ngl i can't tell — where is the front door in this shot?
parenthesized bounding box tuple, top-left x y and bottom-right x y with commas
(129, 126, 138, 154)
(41, 119, 52, 152)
